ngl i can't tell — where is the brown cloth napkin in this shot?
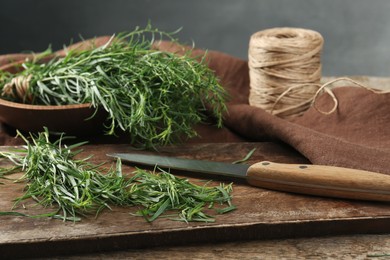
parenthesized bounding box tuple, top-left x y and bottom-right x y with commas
(0, 39, 389, 174)
(154, 41, 390, 175)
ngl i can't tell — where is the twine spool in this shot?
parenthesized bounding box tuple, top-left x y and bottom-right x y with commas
(248, 27, 324, 118)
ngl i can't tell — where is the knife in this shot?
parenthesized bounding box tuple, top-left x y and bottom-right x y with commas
(107, 153, 390, 202)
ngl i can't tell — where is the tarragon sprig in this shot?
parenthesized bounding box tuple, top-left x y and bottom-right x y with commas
(0, 24, 227, 148)
(0, 129, 235, 222)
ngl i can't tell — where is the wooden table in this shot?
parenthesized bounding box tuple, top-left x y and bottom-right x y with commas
(1, 76, 390, 259)
(1, 141, 390, 259)
(56, 234, 390, 259)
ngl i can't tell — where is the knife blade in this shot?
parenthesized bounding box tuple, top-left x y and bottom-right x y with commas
(107, 153, 390, 202)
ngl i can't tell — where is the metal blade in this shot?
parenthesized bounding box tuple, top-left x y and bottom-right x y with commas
(107, 153, 249, 179)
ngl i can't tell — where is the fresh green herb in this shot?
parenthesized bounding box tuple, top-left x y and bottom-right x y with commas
(129, 169, 235, 222)
(0, 24, 227, 148)
(0, 129, 131, 221)
(0, 129, 235, 222)
(232, 148, 257, 164)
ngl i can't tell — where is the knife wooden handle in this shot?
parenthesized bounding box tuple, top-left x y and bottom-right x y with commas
(246, 161, 390, 202)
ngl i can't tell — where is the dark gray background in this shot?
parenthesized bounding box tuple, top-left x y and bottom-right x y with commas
(1, 0, 389, 76)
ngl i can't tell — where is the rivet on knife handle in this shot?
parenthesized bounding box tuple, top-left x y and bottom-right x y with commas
(247, 161, 390, 201)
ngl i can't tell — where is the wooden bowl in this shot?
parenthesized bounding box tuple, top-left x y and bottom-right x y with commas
(0, 98, 107, 135)
(0, 36, 115, 136)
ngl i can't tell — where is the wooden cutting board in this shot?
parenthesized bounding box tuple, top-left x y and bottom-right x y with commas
(1, 142, 390, 258)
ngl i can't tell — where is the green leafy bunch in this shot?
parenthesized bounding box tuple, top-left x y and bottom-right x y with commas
(0, 24, 227, 147)
(0, 129, 235, 222)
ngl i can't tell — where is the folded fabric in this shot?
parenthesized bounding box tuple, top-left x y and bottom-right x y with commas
(154, 41, 390, 174)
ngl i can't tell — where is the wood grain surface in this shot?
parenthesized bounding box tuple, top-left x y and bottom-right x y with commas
(1, 142, 390, 258)
(53, 234, 390, 259)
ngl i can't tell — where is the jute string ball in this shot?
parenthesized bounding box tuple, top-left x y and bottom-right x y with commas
(248, 27, 324, 118)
